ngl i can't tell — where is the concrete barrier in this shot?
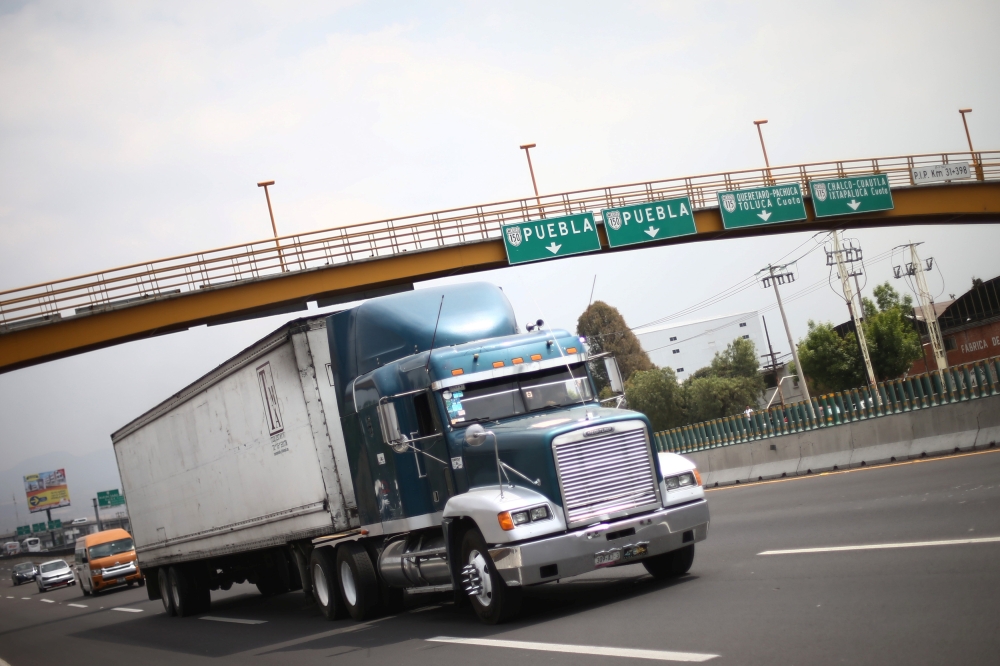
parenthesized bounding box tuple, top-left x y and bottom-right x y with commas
(684, 393, 1000, 486)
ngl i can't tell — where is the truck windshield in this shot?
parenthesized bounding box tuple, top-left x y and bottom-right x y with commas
(89, 538, 134, 559)
(441, 363, 593, 426)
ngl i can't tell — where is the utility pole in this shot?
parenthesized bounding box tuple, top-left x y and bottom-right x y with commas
(257, 180, 287, 272)
(958, 108, 982, 180)
(829, 231, 878, 396)
(761, 315, 784, 406)
(894, 243, 948, 371)
(760, 264, 812, 409)
(519, 143, 544, 218)
(753, 119, 773, 183)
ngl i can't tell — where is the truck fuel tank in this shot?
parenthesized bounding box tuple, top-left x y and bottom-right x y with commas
(378, 531, 451, 589)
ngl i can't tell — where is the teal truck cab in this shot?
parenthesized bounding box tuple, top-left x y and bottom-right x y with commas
(314, 282, 709, 624)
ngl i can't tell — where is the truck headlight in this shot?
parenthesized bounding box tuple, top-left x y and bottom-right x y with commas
(665, 470, 701, 490)
(529, 505, 550, 521)
(498, 505, 553, 531)
(511, 510, 531, 525)
(677, 472, 695, 487)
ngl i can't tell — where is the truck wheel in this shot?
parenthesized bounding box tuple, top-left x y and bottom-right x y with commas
(460, 527, 522, 624)
(169, 565, 210, 617)
(336, 542, 379, 621)
(309, 547, 347, 620)
(158, 568, 175, 616)
(642, 545, 695, 579)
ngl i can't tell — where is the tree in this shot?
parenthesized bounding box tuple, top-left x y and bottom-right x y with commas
(624, 368, 685, 431)
(683, 375, 762, 423)
(710, 337, 765, 390)
(577, 301, 654, 392)
(796, 321, 866, 393)
(863, 283, 922, 380)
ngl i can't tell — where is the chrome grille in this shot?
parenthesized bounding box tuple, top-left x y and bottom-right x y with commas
(552, 424, 660, 527)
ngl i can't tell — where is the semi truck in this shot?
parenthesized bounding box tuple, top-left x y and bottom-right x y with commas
(112, 282, 709, 624)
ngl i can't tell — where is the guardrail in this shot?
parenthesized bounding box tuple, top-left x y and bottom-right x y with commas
(1, 150, 997, 331)
(652, 356, 1000, 454)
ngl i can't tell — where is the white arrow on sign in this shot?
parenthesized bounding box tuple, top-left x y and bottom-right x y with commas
(757, 210, 772, 222)
(847, 199, 861, 211)
(545, 242, 562, 254)
(644, 226, 660, 238)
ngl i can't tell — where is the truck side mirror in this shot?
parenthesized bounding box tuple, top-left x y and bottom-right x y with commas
(376, 401, 408, 453)
(604, 357, 624, 394)
(464, 423, 488, 447)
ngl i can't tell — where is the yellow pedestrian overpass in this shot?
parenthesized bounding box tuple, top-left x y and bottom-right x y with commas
(2, 150, 998, 374)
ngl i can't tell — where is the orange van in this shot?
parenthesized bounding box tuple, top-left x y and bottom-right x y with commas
(73, 528, 144, 596)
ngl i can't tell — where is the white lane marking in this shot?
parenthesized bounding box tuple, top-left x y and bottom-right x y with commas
(22, 597, 31, 600)
(427, 637, 718, 662)
(759, 535, 1000, 556)
(201, 616, 268, 625)
(40, 599, 55, 603)
(6, 596, 13, 599)
(68, 603, 88, 608)
(409, 605, 441, 613)
(111, 607, 144, 613)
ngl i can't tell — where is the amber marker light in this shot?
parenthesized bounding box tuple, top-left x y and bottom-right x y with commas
(566, 347, 577, 354)
(493, 361, 505, 368)
(530, 354, 542, 361)
(512, 357, 524, 364)
(693, 469, 703, 486)
(498, 511, 515, 531)
(451, 369, 464, 376)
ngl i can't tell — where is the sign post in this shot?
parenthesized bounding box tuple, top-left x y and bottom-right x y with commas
(501, 212, 601, 265)
(717, 183, 807, 229)
(601, 196, 696, 248)
(809, 174, 893, 218)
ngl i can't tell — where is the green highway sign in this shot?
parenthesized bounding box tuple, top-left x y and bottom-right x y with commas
(48, 519, 62, 530)
(809, 174, 893, 218)
(97, 489, 125, 507)
(502, 212, 601, 265)
(601, 197, 696, 248)
(717, 183, 807, 229)
(17, 525, 30, 536)
(32, 522, 47, 533)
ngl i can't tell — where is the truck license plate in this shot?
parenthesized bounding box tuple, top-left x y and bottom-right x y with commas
(594, 549, 621, 567)
(116, 578, 126, 584)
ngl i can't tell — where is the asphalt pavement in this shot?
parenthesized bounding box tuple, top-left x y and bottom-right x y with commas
(2, 448, 999, 665)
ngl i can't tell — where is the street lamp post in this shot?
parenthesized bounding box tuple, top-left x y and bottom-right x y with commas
(519, 143, 544, 217)
(257, 180, 286, 272)
(753, 119, 773, 183)
(958, 108, 983, 181)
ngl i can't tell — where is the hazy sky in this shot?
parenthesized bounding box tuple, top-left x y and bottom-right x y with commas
(1, 1, 999, 530)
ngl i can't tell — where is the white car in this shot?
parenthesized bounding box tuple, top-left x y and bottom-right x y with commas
(36, 559, 76, 592)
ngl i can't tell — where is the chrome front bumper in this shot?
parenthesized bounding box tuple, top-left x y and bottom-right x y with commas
(489, 499, 709, 587)
(101, 562, 138, 580)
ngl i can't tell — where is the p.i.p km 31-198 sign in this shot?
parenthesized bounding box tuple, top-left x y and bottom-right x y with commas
(717, 184, 807, 229)
(809, 174, 893, 218)
(501, 212, 601, 265)
(601, 196, 696, 248)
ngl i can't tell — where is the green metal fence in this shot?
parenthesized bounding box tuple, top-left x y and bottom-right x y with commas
(651, 356, 1000, 454)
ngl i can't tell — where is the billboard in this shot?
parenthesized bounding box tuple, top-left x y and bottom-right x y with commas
(23, 469, 71, 513)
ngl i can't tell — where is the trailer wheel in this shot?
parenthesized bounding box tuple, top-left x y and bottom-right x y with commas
(460, 527, 522, 625)
(168, 565, 210, 617)
(309, 547, 347, 620)
(336, 542, 380, 621)
(642, 545, 695, 579)
(158, 568, 176, 616)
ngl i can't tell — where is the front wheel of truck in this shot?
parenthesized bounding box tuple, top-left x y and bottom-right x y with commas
(460, 527, 522, 625)
(642, 544, 695, 579)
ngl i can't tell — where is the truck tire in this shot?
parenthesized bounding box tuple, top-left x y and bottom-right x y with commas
(168, 565, 210, 617)
(336, 542, 380, 621)
(309, 547, 347, 620)
(642, 545, 695, 579)
(460, 527, 522, 624)
(158, 568, 176, 616)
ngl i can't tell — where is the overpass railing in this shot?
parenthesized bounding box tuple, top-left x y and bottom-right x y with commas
(651, 356, 1000, 454)
(2, 150, 999, 331)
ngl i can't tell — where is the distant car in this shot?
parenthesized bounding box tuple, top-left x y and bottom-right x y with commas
(36, 559, 75, 592)
(71, 518, 89, 525)
(12, 562, 38, 586)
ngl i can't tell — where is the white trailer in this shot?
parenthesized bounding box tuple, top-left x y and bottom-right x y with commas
(112, 316, 356, 611)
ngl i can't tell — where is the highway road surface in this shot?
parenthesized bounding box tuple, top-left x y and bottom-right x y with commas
(3, 448, 999, 665)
